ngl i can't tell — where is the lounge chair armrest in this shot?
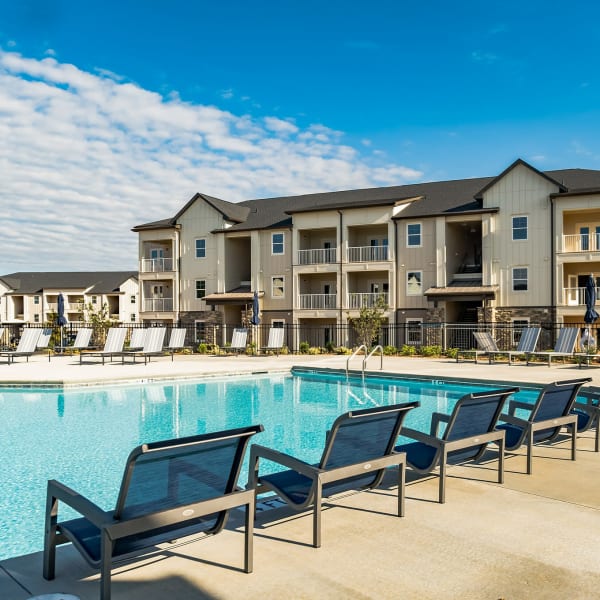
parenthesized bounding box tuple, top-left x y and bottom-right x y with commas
(46, 479, 111, 527)
(499, 413, 529, 427)
(249, 444, 319, 481)
(398, 427, 441, 446)
(430, 412, 450, 436)
(507, 399, 534, 416)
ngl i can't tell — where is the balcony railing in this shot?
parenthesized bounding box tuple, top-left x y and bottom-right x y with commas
(297, 248, 337, 265)
(140, 257, 174, 272)
(298, 294, 337, 309)
(563, 287, 600, 306)
(347, 245, 389, 262)
(143, 298, 174, 312)
(562, 233, 600, 253)
(347, 292, 389, 309)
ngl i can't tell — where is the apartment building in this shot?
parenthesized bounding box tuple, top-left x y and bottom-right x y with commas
(0, 272, 139, 325)
(133, 159, 600, 347)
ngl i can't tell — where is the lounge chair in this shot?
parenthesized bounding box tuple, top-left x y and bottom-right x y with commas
(525, 327, 579, 366)
(261, 327, 285, 356)
(572, 388, 600, 453)
(79, 328, 127, 365)
(496, 377, 591, 473)
(166, 327, 188, 360)
(394, 387, 519, 503)
(120, 327, 166, 364)
(52, 328, 94, 358)
(249, 401, 419, 548)
(221, 328, 248, 355)
(127, 328, 147, 351)
(487, 327, 541, 365)
(43, 424, 263, 600)
(0, 328, 41, 364)
(456, 331, 498, 363)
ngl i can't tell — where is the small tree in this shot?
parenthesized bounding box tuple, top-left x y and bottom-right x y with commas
(348, 295, 388, 349)
(78, 301, 114, 344)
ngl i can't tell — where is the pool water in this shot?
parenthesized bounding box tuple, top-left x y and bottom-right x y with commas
(0, 369, 539, 560)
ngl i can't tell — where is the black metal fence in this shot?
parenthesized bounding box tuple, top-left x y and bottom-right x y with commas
(1, 321, 597, 354)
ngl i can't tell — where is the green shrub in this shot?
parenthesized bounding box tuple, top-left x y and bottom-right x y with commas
(420, 344, 442, 357)
(399, 344, 417, 356)
(197, 343, 209, 354)
(383, 345, 397, 356)
(325, 340, 336, 353)
(445, 347, 459, 359)
(335, 346, 352, 355)
(307, 346, 321, 355)
(299, 341, 310, 354)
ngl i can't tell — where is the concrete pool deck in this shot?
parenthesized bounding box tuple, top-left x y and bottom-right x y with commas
(1, 353, 600, 599)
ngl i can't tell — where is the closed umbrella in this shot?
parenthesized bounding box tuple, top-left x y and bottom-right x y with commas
(57, 293, 68, 349)
(251, 291, 260, 326)
(582, 275, 598, 350)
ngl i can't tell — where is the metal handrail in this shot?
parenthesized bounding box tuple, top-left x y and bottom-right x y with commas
(363, 345, 383, 372)
(346, 344, 367, 375)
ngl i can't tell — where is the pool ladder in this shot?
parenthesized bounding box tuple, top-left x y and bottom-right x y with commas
(346, 344, 384, 375)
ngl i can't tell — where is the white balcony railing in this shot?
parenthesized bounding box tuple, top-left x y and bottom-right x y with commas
(140, 257, 174, 272)
(143, 298, 174, 312)
(297, 248, 337, 265)
(347, 245, 389, 262)
(563, 287, 600, 306)
(347, 292, 389, 309)
(298, 294, 337, 309)
(562, 233, 600, 253)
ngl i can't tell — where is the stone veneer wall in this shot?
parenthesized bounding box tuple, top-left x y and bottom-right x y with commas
(178, 310, 223, 346)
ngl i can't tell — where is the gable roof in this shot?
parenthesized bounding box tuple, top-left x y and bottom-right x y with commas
(1, 271, 138, 294)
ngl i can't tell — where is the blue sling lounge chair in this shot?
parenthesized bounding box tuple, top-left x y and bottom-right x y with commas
(571, 388, 600, 453)
(43, 424, 263, 600)
(395, 387, 519, 503)
(497, 377, 591, 474)
(249, 401, 419, 548)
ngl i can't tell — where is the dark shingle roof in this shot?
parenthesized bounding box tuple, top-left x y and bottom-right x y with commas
(1, 272, 138, 294)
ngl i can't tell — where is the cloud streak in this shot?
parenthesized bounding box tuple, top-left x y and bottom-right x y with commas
(0, 49, 423, 273)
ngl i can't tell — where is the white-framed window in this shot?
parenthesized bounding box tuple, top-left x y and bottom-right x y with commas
(512, 267, 528, 291)
(131, 314, 136, 322)
(406, 271, 423, 296)
(152, 285, 163, 297)
(195, 279, 206, 299)
(271, 276, 285, 298)
(271, 319, 285, 328)
(130, 295, 136, 304)
(150, 248, 164, 259)
(512, 216, 528, 241)
(34, 295, 40, 305)
(34, 314, 40, 323)
(195, 320, 207, 344)
(406, 318, 423, 345)
(272, 232, 284, 255)
(512, 318, 529, 345)
(91, 295, 98, 304)
(195, 238, 206, 259)
(407, 223, 422, 247)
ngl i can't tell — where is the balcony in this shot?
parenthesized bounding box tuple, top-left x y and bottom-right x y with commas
(347, 292, 389, 309)
(298, 294, 337, 310)
(143, 298, 174, 312)
(562, 233, 600, 253)
(347, 245, 389, 262)
(563, 287, 600, 306)
(297, 248, 337, 265)
(140, 257, 174, 272)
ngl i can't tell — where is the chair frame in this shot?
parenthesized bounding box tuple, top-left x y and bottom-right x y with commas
(499, 377, 591, 473)
(487, 327, 541, 365)
(0, 328, 42, 365)
(456, 331, 498, 363)
(261, 328, 285, 356)
(249, 401, 419, 548)
(79, 328, 127, 365)
(43, 425, 263, 600)
(166, 328, 188, 360)
(396, 387, 519, 503)
(525, 327, 579, 367)
(221, 328, 248, 355)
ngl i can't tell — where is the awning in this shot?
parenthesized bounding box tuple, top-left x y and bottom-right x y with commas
(203, 289, 264, 306)
(425, 281, 498, 301)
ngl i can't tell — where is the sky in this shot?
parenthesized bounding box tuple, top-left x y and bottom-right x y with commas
(2, 0, 600, 273)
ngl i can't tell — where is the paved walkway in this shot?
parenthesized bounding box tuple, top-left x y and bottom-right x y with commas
(1, 353, 600, 599)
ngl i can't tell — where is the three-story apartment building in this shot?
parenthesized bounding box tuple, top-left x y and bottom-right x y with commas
(133, 159, 600, 348)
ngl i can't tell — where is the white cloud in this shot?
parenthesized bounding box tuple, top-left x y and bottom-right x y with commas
(0, 49, 423, 273)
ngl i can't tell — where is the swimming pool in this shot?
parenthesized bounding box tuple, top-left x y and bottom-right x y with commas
(0, 368, 539, 560)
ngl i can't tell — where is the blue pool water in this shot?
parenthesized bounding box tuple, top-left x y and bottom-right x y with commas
(0, 369, 540, 560)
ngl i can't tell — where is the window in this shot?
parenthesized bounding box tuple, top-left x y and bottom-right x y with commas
(512, 267, 528, 291)
(195, 238, 206, 258)
(512, 216, 528, 241)
(131, 314, 136, 322)
(150, 248, 164, 259)
(407, 223, 422, 247)
(34, 314, 40, 323)
(272, 232, 284, 255)
(271, 319, 285, 328)
(195, 279, 206, 299)
(407, 319, 423, 345)
(130, 295, 136, 304)
(195, 321, 207, 344)
(271, 276, 285, 298)
(34, 295, 40, 305)
(512, 319, 529, 345)
(406, 271, 422, 295)
(91, 295, 97, 304)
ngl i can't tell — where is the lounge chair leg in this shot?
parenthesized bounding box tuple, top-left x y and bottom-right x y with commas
(498, 437, 505, 484)
(526, 429, 534, 474)
(398, 461, 405, 517)
(244, 498, 254, 573)
(313, 480, 322, 548)
(438, 451, 447, 504)
(100, 531, 113, 600)
(571, 425, 577, 461)
(42, 493, 58, 580)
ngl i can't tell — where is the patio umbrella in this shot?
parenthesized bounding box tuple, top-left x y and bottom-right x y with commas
(57, 293, 68, 348)
(582, 275, 599, 349)
(250, 291, 260, 326)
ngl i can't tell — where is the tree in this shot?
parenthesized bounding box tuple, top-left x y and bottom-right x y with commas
(348, 295, 388, 349)
(78, 301, 114, 343)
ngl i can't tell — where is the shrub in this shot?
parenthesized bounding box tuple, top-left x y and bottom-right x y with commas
(382, 345, 397, 356)
(399, 344, 417, 356)
(445, 347, 459, 359)
(299, 341, 310, 354)
(325, 340, 336, 353)
(197, 343, 209, 354)
(307, 346, 321, 355)
(335, 346, 352, 355)
(420, 344, 442, 357)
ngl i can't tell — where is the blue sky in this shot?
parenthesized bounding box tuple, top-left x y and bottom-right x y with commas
(1, 1, 600, 272)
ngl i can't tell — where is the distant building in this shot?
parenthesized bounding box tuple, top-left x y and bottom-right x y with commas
(0, 271, 139, 325)
(132, 158, 600, 347)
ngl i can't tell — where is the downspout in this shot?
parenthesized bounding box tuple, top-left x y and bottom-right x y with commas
(338, 210, 343, 336)
(394, 218, 399, 336)
(550, 196, 556, 326)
